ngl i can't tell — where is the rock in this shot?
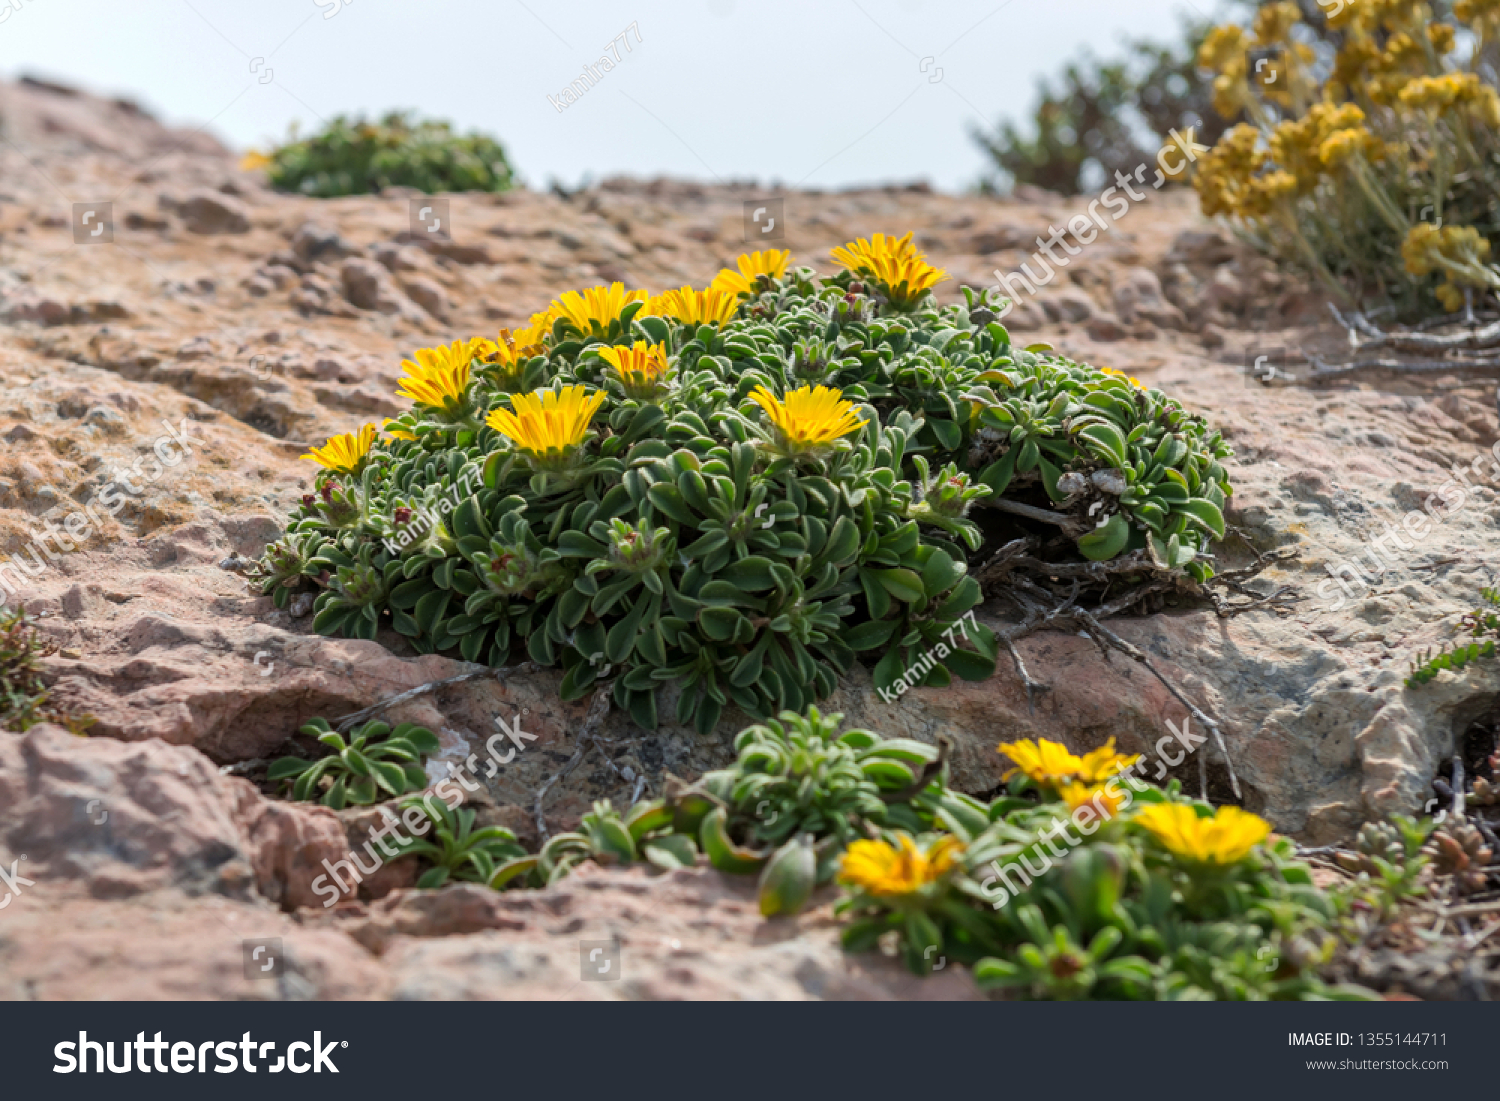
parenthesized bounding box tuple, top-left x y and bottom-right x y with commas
(124, 210, 169, 231)
(171, 189, 251, 235)
(371, 241, 426, 273)
(1201, 323, 1227, 350)
(262, 264, 297, 290)
(340, 257, 404, 313)
(1086, 314, 1128, 341)
(291, 220, 357, 264)
(1048, 287, 1096, 324)
(0, 292, 70, 325)
(1000, 299, 1048, 330)
(1205, 266, 1247, 314)
(1113, 267, 1186, 330)
(291, 272, 359, 319)
(401, 276, 450, 321)
(971, 225, 1033, 254)
(1168, 228, 1238, 267)
(0, 723, 344, 907)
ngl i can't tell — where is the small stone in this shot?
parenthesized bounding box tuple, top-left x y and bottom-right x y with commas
(124, 210, 169, 231)
(401, 276, 449, 321)
(1086, 315, 1127, 342)
(291, 221, 357, 264)
(174, 189, 251, 234)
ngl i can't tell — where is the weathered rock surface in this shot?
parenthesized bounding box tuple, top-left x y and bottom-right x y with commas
(1, 75, 1497, 998)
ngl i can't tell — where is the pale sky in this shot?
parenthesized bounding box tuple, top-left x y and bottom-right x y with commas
(3, 0, 1222, 192)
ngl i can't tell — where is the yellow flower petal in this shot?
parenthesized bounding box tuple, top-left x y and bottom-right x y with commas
(301, 423, 378, 474)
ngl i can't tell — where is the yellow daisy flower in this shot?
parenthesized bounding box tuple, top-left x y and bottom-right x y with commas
(597, 341, 671, 397)
(749, 384, 867, 456)
(1058, 781, 1126, 822)
(396, 341, 474, 415)
(381, 418, 417, 442)
(1077, 738, 1140, 783)
(709, 249, 792, 296)
(645, 285, 739, 328)
(998, 737, 1138, 787)
(239, 149, 272, 172)
(838, 834, 964, 896)
(550, 283, 647, 335)
(302, 423, 378, 474)
(485, 385, 606, 468)
(830, 232, 948, 309)
(1134, 804, 1272, 866)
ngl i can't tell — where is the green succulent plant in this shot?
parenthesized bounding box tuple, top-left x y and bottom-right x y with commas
(254, 244, 1233, 737)
(383, 798, 528, 889)
(267, 717, 440, 809)
(523, 798, 698, 886)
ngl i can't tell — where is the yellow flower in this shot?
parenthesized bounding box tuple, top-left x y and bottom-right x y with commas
(749, 384, 866, 456)
(830, 232, 948, 309)
(477, 321, 549, 388)
(831, 232, 906, 269)
(1318, 128, 1377, 167)
(710, 249, 792, 296)
(999, 738, 1087, 786)
(1134, 804, 1271, 865)
(302, 423, 378, 474)
(381, 418, 417, 442)
(1059, 781, 1126, 822)
(240, 149, 272, 172)
(1077, 738, 1141, 783)
(838, 834, 963, 896)
(1253, 1, 1301, 46)
(485, 385, 606, 467)
(645, 285, 739, 328)
(550, 283, 647, 335)
(1098, 366, 1145, 388)
(397, 341, 474, 414)
(597, 340, 671, 397)
(998, 737, 1138, 787)
(1197, 24, 1248, 74)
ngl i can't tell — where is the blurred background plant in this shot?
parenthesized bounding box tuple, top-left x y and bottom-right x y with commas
(246, 110, 515, 198)
(1192, 0, 1500, 317)
(972, 15, 1232, 196)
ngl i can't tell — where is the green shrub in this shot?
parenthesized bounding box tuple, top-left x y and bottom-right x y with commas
(972, 17, 1230, 195)
(257, 111, 514, 198)
(253, 238, 1232, 737)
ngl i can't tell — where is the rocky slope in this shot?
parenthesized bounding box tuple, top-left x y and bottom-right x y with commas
(1, 76, 1496, 999)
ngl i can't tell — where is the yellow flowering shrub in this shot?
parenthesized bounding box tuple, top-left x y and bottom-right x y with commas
(1194, 0, 1500, 313)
